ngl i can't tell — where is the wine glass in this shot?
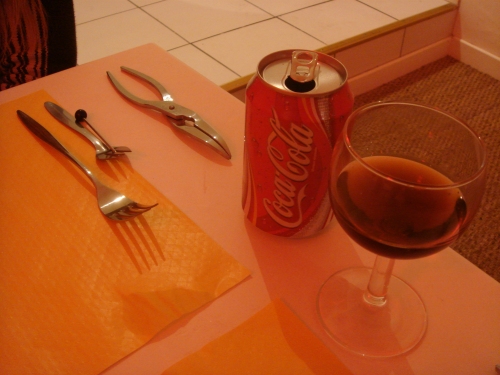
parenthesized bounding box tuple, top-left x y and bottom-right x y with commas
(317, 102, 487, 357)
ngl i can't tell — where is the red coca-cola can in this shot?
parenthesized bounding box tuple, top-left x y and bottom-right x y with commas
(243, 50, 353, 237)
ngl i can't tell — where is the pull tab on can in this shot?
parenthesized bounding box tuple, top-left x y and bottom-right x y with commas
(285, 50, 318, 93)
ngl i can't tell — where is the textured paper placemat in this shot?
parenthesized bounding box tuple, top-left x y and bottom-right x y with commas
(163, 299, 353, 375)
(0, 90, 250, 375)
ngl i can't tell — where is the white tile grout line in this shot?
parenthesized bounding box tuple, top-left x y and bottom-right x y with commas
(75, 1, 456, 88)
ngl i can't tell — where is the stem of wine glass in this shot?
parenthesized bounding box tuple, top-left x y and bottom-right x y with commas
(363, 256, 395, 306)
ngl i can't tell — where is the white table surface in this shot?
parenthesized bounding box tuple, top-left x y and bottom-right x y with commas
(1, 43, 498, 375)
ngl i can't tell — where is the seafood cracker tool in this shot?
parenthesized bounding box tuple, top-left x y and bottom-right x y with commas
(107, 66, 231, 160)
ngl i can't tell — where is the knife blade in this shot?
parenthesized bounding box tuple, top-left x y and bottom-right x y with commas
(44, 102, 131, 159)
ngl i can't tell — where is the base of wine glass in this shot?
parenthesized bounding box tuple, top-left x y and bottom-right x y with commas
(317, 267, 427, 357)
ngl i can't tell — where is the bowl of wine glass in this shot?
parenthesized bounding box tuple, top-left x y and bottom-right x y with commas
(317, 102, 487, 357)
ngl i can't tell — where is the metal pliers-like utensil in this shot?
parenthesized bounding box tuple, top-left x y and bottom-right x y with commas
(106, 66, 231, 160)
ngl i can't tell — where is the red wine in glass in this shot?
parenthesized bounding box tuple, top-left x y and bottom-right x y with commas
(317, 102, 486, 357)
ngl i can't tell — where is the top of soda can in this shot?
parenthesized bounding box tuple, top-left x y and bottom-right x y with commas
(258, 50, 347, 96)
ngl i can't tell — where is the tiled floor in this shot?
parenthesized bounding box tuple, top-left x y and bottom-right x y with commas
(75, 0, 451, 87)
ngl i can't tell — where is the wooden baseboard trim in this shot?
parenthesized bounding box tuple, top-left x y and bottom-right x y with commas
(449, 37, 500, 81)
(348, 38, 451, 96)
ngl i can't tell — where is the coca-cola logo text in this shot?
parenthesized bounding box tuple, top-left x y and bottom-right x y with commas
(264, 108, 314, 228)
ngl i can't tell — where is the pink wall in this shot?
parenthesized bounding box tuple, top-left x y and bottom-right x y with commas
(450, 0, 500, 80)
(454, 0, 500, 58)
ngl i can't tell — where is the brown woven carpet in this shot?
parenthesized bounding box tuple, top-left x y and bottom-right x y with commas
(354, 56, 500, 282)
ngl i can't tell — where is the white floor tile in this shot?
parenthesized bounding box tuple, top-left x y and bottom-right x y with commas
(359, 0, 449, 20)
(280, 0, 396, 45)
(73, 0, 135, 24)
(168, 45, 240, 85)
(193, 18, 325, 77)
(129, 0, 163, 6)
(402, 10, 456, 55)
(335, 30, 404, 77)
(143, 0, 271, 42)
(245, 0, 328, 16)
(73, 0, 451, 88)
(77, 9, 187, 64)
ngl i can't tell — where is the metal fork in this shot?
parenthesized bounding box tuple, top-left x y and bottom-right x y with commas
(17, 110, 157, 221)
(44, 102, 132, 160)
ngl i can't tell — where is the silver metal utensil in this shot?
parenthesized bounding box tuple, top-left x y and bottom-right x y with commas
(44, 101, 131, 160)
(107, 66, 231, 160)
(17, 110, 157, 221)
